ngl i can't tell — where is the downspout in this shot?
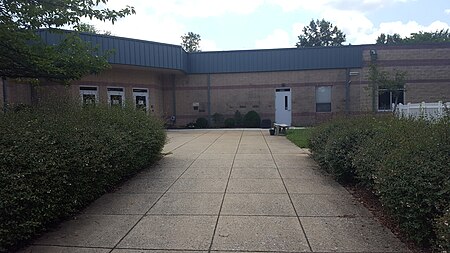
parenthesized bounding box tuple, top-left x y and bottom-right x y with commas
(345, 69, 350, 114)
(2, 77, 7, 113)
(207, 74, 211, 126)
(171, 74, 176, 125)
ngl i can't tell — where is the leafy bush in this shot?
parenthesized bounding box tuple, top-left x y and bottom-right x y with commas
(0, 104, 166, 252)
(308, 120, 343, 169)
(307, 115, 450, 248)
(435, 207, 450, 251)
(195, 117, 208, 128)
(212, 113, 224, 128)
(243, 110, 261, 128)
(224, 118, 235, 128)
(374, 118, 449, 246)
(234, 110, 243, 127)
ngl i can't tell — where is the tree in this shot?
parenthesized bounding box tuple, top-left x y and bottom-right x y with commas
(369, 64, 406, 113)
(0, 0, 135, 82)
(376, 29, 450, 45)
(296, 19, 346, 47)
(181, 32, 201, 52)
(376, 33, 403, 45)
(75, 23, 99, 34)
(406, 29, 450, 43)
(75, 22, 112, 35)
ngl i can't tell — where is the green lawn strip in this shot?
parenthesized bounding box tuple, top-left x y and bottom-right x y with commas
(286, 128, 313, 148)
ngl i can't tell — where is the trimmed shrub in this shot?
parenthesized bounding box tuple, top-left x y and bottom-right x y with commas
(374, 118, 449, 246)
(224, 118, 235, 128)
(234, 110, 243, 127)
(195, 117, 208, 128)
(212, 113, 224, 128)
(307, 115, 450, 248)
(243, 110, 261, 128)
(0, 104, 166, 252)
(308, 119, 343, 170)
(435, 207, 450, 251)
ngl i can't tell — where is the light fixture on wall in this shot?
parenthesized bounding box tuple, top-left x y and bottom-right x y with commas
(349, 71, 359, 76)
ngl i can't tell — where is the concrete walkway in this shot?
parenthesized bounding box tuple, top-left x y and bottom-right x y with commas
(21, 130, 409, 253)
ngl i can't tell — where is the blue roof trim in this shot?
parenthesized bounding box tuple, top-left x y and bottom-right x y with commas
(188, 46, 363, 74)
(38, 29, 363, 74)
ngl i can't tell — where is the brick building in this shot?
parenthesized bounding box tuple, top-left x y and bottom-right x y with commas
(1, 31, 449, 126)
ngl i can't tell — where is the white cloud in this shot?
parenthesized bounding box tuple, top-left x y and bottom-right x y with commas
(348, 20, 450, 44)
(73, 0, 450, 50)
(255, 29, 292, 49)
(268, 0, 415, 12)
(377, 20, 450, 36)
(320, 9, 375, 44)
(137, 0, 264, 18)
(201, 39, 220, 51)
(267, 0, 330, 12)
(84, 13, 186, 45)
(79, 0, 266, 46)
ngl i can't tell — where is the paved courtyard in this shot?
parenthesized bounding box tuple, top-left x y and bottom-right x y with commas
(21, 130, 409, 253)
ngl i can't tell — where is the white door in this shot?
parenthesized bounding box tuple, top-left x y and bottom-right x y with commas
(275, 88, 292, 126)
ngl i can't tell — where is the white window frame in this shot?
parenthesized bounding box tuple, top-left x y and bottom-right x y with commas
(79, 86, 99, 105)
(132, 88, 149, 112)
(107, 87, 125, 107)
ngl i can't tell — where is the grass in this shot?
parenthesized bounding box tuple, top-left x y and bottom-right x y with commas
(286, 128, 313, 148)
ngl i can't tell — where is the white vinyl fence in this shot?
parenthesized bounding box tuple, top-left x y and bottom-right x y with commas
(394, 101, 449, 120)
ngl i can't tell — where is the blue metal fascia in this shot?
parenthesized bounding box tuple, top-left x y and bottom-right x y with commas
(38, 29, 363, 74)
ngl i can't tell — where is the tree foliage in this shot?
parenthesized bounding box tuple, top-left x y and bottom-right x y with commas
(376, 33, 403, 45)
(181, 32, 201, 52)
(369, 64, 406, 112)
(376, 29, 450, 45)
(75, 22, 111, 35)
(0, 0, 135, 82)
(296, 19, 346, 47)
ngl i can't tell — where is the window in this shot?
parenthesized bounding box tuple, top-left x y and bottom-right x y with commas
(192, 102, 199, 111)
(133, 88, 149, 111)
(107, 87, 125, 107)
(378, 89, 404, 111)
(316, 86, 331, 112)
(79, 86, 98, 106)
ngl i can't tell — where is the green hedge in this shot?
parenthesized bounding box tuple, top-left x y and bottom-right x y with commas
(308, 115, 449, 249)
(0, 104, 166, 252)
(243, 110, 261, 128)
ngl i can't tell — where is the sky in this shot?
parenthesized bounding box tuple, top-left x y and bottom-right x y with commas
(83, 0, 450, 51)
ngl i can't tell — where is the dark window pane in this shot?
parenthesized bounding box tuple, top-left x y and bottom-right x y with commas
(82, 94, 96, 105)
(110, 95, 123, 107)
(136, 96, 147, 111)
(316, 103, 331, 112)
(393, 90, 404, 105)
(378, 90, 391, 110)
(80, 87, 97, 91)
(107, 87, 124, 92)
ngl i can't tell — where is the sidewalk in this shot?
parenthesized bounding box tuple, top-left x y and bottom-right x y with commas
(21, 130, 409, 253)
